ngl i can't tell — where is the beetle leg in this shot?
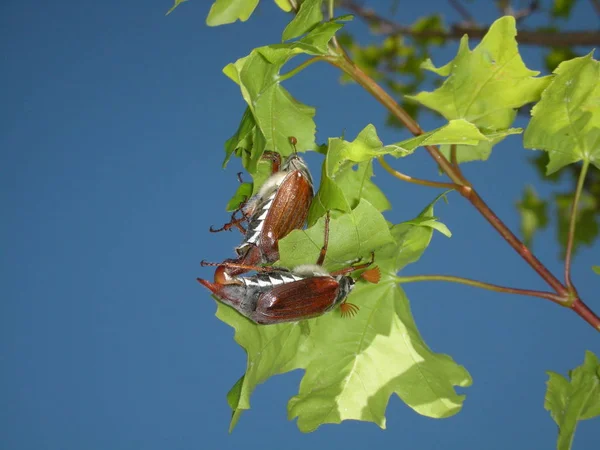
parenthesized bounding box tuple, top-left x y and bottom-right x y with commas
(261, 150, 282, 174)
(315, 211, 331, 266)
(331, 252, 376, 276)
(209, 198, 250, 234)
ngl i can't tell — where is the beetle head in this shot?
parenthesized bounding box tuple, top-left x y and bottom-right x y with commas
(282, 154, 313, 187)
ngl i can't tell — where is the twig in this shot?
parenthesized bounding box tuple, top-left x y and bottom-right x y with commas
(339, 0, 600, 47)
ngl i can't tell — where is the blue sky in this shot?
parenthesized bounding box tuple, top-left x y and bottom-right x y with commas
(1, 0, 599, 449)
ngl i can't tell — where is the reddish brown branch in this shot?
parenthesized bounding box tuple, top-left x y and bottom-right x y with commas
(340, 1, 600, 47)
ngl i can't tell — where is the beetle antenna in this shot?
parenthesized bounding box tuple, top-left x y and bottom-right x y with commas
(289, 136, 298, 156)
(360, 266, 381, 284)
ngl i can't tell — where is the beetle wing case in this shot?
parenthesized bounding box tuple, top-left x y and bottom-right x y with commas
(252, 276, 340, 324)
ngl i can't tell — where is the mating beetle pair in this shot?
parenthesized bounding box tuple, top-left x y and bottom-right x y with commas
(198, 138, 380, 324)
(199, 212, 380, 324)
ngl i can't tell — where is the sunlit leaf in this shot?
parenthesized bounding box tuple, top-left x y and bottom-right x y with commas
(206, 0, 259, 26)
(516, 186, 548, 248)
(225, 182, 253, 212)
(592, 265, 600, 275)
(274, 0, 292, 12)
(545, 351, 600, 450)
(212, 199, 469, 432)
(524, 53, 600, 174)
(223, 21, 345, 172)
(307, 126, 391, 224)
(408, 16, 550, 163)
(282, 0, 322, 41)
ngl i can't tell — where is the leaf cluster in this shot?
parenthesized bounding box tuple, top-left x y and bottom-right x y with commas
(169, 0, 600, 437)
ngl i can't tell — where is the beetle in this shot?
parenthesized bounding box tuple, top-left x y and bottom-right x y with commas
(197, 213, 381, 324)
(207, 138, 314, 282)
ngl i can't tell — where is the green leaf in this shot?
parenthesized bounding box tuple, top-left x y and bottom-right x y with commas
(217, 302, 313, 431)
(556, 191, 599, 259)
(165, 0, 188, 15)
(524, 53, 600, 174)
(279, 199, 394, 271)
(223, 21, 345, 172)
(391, 120, 519, 161)
(215, 200, 470, 432)
(516, 186, 548, 248)
(382, 193, 452, 274)
(288, 279, 470, 432)
(225, 182, 253, 212)
(545, 351, 600, 450)
(223, 107, 257, 168)
(552, 0, 577, 18)
(206, 0, 259, 26)
(593, 265, 600, 274)
(307, 126, 391, 224)
(274, 0, 292, 12)
(408, 16, 550, 162)
(287, 201, 468, 432)
(282, 0, 322, 41)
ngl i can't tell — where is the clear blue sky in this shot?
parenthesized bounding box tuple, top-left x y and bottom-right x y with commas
(1, 0, 599, 449)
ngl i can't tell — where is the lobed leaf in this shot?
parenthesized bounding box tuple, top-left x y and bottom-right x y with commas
(223, 20, 344, 173)
(408, 16, 550, 163)
(288, 277, 471, 432)
(545, 351, 600, 450)
(214, 199, 469, 432)
(524, 53, 600, 174)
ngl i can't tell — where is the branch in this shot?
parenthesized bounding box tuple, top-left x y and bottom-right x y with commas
(339, 1, 600, 47)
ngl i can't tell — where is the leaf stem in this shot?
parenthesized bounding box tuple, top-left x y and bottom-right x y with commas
(449, 144, 465, 177)
(279, 57, 323, 82)
(395, 274, 564, 304)
(564, 160, 590, 292)
(378, 156, 460, 189)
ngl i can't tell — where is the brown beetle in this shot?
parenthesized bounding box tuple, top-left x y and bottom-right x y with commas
(197, 213, 380, 324)
(208, 140, 314, 283)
